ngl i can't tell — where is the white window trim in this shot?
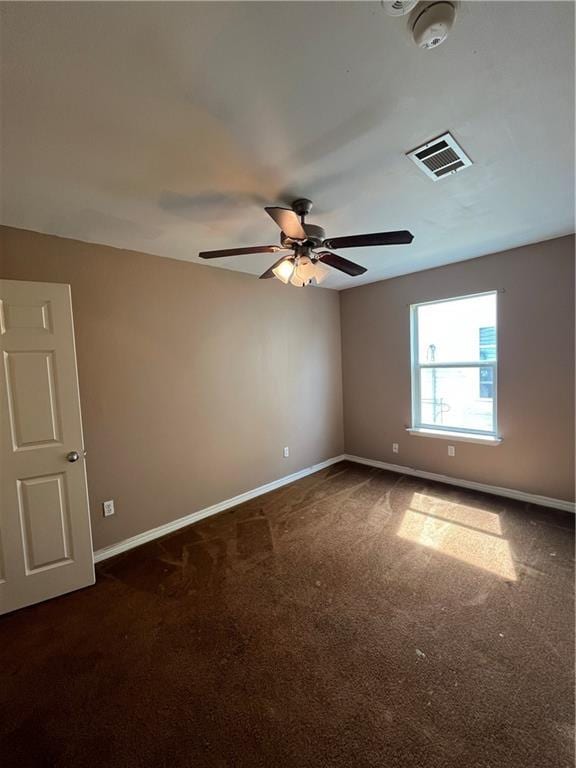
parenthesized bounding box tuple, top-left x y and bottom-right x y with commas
(406, 427, 502, 445)
(410, 291, 500, 441)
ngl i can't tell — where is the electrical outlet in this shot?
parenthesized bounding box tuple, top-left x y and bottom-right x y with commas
(283, 446, 289, 458)
(103, 499, 115, 517)
(448, 446, 455, 457)
(392, 443, 399, 454)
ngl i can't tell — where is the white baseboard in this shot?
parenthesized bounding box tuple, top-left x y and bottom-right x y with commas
(343, 454, 576, 513)
(94, 451, 574, 563)
(93, 455, 346, 563)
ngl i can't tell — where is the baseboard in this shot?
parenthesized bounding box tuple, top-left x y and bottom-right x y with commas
(93, 455, 346, 563)
(94, 451, 573, 562)
(343, 454, 576, 513)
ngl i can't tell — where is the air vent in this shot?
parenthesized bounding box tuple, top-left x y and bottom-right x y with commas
(407, 132, 472, 181)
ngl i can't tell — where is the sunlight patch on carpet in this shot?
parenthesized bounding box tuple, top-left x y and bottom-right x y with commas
(408, 492, 503, 535)
(398, 498, 516, 580)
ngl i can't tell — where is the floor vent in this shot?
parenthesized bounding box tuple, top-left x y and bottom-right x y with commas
(407, 132, 472, 181)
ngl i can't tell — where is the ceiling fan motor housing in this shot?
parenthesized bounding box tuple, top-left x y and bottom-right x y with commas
(302, 223, 325, 247)
(280, 222, 325, 249)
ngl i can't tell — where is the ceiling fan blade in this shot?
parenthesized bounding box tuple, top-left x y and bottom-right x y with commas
(259, 254, 294, 280)
(198, 245, 283, 259)
(316, 250, 367, 277)
(264, 207, 306, 240)
(323, 230, 414, 250)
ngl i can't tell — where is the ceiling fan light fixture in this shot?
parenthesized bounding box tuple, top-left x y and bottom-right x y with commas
(272, 258, 295, 284)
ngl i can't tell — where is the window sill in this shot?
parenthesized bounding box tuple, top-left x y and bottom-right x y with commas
(407, 428, 502, 445)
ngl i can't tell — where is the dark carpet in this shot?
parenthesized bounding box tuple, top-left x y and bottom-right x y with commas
(1, 461, 574, 767)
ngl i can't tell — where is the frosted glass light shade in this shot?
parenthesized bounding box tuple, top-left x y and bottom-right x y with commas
(294, 256, 315, 284)
(271, 255, 328, 287)
(272, 259, 295, 284)
(313, 262, 330, 285)
(290, 271, 308, 287)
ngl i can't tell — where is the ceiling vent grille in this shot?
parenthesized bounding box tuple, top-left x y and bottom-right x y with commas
(407, 132, 472, 181)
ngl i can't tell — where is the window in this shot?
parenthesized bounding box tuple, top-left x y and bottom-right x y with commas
(411, 292, 498, 437)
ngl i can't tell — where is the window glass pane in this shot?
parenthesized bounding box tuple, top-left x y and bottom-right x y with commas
(479, 326, 496, 361)
(479, 366, 494, 398)
(420, 367, 494, 433)
(417, 293, 496, 364)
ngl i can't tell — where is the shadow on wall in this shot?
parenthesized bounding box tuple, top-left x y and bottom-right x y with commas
(397, 489, 516, 581)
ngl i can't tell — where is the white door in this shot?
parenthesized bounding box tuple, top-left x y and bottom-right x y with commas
(0, 279, 94, 615)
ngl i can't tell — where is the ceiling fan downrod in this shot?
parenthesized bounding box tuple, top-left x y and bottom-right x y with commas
(284, 198, 326, 253)
(292, 197, 313, 223)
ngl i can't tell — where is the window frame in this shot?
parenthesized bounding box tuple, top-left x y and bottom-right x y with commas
(410, 291, 499, 438)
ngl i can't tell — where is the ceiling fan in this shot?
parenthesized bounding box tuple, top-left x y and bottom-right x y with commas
(198, 198, 414, 286)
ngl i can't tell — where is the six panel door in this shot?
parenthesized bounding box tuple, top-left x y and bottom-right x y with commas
(0, 279, 94, 615)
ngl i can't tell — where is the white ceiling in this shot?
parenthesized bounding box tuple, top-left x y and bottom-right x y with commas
(1, 2, 574, 289)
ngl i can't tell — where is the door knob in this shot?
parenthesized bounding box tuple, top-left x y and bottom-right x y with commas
(66, 451, 81, 462)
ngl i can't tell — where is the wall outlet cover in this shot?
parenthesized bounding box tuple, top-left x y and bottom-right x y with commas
(283, 447, 289, 458)
(448, 446, 456, 457)
(103, 500, 115, 517)
(392, 443, 399, 453)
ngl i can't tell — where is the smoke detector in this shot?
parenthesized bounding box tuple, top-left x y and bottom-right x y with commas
(411, 1, 456, 49)
(383, 0, 419, 16)
(407, 132, 472, 181)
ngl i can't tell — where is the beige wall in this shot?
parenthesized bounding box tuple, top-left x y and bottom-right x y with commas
(2, 227, 573, 557)
(340, 235, 575, 502)
(0, 227, 344, 549)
